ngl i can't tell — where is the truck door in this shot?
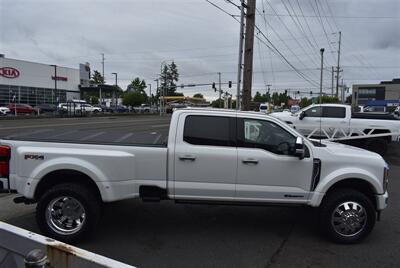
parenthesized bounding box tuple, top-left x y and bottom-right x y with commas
(297, 106, 322, 137)
(173, 114, 237, 200)
(321, 106, 349, 138)
(236, 117, 314, 203)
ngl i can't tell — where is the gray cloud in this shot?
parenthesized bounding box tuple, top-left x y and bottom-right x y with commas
(0, 0, 399, 100)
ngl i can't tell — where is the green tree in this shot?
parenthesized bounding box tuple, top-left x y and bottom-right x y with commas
(211, 98, 224, 108)
(159, 61, 182, 97)
(123, 92, 146, 107)
(253, 91, 270, 103)
(300, 97, 312, 108)
(90, 70, 105, 85)
(345, 95, 352, 104)
(128, 77, 147, 93)
(193, 93, 204, 98)
(320, 96, 339, 103)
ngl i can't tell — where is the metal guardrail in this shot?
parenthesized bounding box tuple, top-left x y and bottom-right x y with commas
(0, 221, 135, 268)
(298, 126, 400, 142)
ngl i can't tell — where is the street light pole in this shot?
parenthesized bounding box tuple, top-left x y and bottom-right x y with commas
(50, 65, 57, 105)
(320, 48, 325, 105)
(218, 72, 222, 108)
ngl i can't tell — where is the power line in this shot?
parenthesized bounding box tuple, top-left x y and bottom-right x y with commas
(205, 0, 320, 88)
(260, 13, 400, 20)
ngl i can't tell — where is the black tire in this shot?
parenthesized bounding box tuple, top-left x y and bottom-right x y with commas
(36, 183, 101, 243)
(319, 188, 376, 244)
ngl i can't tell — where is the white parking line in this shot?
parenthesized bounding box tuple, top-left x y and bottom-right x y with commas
(153, 134, 162, 144)
(151, 124, 170, 128)
(79, 131, 106, 141)
(114, 133, 134, 143)
(5, 129, 53, 138)
(46, 130, 79, 139)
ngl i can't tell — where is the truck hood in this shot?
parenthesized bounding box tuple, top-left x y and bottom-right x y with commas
(312, 140, 387, 171)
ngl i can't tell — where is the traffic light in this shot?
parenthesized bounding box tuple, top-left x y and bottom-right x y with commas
(297, 91, 300, 94)
(284, 90, 287, 95)
(228, 81, 232, 88)
(212, 82, 216, 89)
(310, 91, 313, 95)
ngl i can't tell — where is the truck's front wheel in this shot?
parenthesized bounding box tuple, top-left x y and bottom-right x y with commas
(36, 183, 100, 243)
(319, 189, 376, 244)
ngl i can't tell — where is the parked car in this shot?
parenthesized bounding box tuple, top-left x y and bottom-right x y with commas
(0, 106, 11, 116)
(35, 104, 57, 113)
(270, 103, 400, 155)
(0, 108, 389, 244)
(6, 104, 39, 115)
(394, 106, 400, 116)
(111, 105, 129, 113)
(59, 103, 102, 114)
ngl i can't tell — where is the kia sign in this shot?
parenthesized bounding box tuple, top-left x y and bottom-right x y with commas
(0, 67, 20, 78)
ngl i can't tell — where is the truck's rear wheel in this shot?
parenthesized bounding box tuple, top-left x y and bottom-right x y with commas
(319, 189, 376, 244)
(36, 183, 100, 243)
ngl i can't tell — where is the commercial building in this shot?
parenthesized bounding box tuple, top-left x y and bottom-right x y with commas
(352, 78, 400, 107)
(0, 55, 90, 106)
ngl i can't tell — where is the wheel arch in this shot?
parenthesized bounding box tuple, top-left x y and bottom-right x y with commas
(311, 177, 379, 210)
(34, 169, 102, 202)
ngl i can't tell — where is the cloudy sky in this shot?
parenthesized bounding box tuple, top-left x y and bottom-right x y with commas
(1, 0, 399, 100)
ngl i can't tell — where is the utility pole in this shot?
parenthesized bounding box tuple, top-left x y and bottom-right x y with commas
(242, 0, 256, 111)
(335, 31, 341, 98)
(236, 0, 245, 111)
(148, 84, 152, 107)
(331, 66, 334, 96)
(112, 72, 117, 107)
(100, 53, 105, 105)
(218, 72, 222, 108)
(154, 79, 159, 112)
(320, 48, 325, 104)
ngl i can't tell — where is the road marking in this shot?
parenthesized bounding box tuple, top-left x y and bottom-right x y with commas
(151, 124, 170, 128)
(5, 129, 53, 138)
(114, 133, 134, 143)
(79, 131, 106, 141)
(153, 134, 163, 144)
(46, 130, 79, 138)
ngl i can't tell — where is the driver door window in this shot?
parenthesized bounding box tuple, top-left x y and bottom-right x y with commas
(304, 106, 322, 117)
(239, 119, 296, 156)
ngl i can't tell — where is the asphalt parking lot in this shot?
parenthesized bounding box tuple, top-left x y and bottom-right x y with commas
(1, 115, 400, 268)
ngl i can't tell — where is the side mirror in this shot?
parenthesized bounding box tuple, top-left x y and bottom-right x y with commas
(294, 137, 305, 160)
(299, 111, 305, 120)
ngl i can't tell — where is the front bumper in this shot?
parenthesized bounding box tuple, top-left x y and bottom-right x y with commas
(376, 191, 389, 211)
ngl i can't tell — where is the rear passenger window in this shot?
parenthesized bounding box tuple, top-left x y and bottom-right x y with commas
(322, 107, 346, 118)
(183, 115, 233, 146)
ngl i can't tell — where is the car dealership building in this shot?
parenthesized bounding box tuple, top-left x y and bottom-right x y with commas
(0, 55, 90, 106)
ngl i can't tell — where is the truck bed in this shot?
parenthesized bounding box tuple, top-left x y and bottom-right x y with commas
(352, 112, 400, 120)
(1, 127, 170, 146)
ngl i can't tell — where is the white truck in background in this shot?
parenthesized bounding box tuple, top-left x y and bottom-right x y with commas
(0, 108, 389, 244)
(270, 104, 400, 155)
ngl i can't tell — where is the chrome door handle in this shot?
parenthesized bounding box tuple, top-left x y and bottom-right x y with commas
(179, 155, 196, 161)
(242, 159, 259, 165)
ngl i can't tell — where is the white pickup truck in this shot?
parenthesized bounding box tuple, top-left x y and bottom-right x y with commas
(270, 104, 400, 155)
(0, 109, 389, 244)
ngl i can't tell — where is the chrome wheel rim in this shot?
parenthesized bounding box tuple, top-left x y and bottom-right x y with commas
(331, 201, 367, 237)
(45, 196, 86, 235)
